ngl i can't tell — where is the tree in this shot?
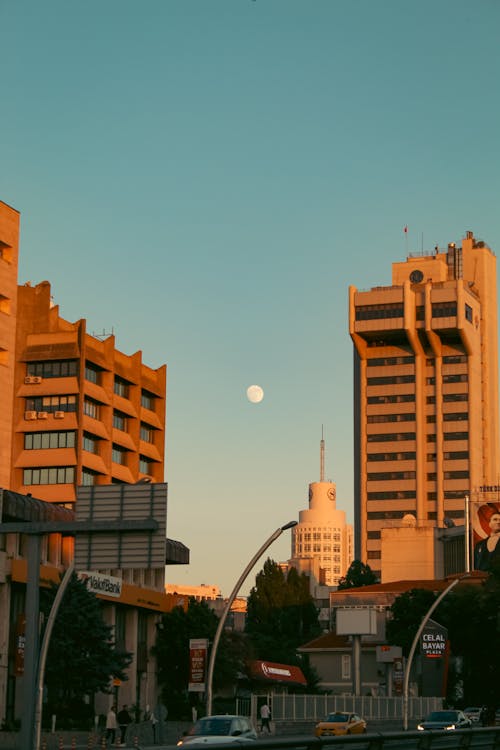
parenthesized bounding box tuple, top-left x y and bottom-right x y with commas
(40, 573, 132, 727)
(153, 598, 249, 719)
(245, 559, 321, 690)
(385, 588, 438, 656)
(337, 560, 378, 590)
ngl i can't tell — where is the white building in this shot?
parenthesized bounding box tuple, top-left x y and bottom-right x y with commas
(290, 437, 353, 587)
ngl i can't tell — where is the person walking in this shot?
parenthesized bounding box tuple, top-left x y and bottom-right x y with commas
(117, 704, 131, 745)
(260, 702, 271, 733)
(106, 705, 118, 745)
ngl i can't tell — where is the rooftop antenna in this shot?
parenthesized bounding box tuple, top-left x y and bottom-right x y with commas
(320, 426, 325, 482)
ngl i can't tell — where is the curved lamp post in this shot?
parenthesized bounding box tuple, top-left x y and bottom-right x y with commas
(402, 574, 470, 730)
(205, 520, 298, 716)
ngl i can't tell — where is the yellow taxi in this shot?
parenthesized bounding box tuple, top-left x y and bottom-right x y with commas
(314, 712, 367, 737)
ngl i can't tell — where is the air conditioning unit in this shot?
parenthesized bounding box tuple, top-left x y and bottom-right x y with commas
(24, 410, 38, 420)
(54, 411, 65, 419)
(37, 412, 49, 419)
(24, 376, 43, 384)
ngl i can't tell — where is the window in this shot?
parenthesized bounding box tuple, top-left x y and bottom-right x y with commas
(444, 451, 469, 460)
(367, 356, 414, 366)
(465, 304, 473, 323)
(444, 470, 469, 479)
(368, 509, 415, 519)
(81, 469, 98, 486)
(444, 431, 469, 441)
(443, 374, 468, 383)
(443, 393, 468, 402)
(356, 303, 404, 320)
(443, 355, 467, 364)
(367, 375, 415, 385)
(139, 456, 152, 474)
(432, 302, 457, 318)
(24, 431, 75, 449)
(84, 399, 100, 419)
(83, 434, 98, 453)
(367, 394, 415, 404)
(114, 376, 130, 398)
(141, 390, 155, 410)
(26, 395, 77, 413)
(112, 444, 127, 464)
(367, 432, 415, 442)
(368, 491, 415, 500)
(367, 413, 415, 424)
(427, 415, 436, 423)
(140, 423, 154, 442)
(84, 362, 101, 384)
(368, 451, 415, 461)
(443, 412, 468, 421)
(341, 655, 351, 680)
(367, 531, 381, 539)
(368, 471, 416, 481)
(23, 466, 75, 485)
(26, 360, 78, 378)
(113, 411, 127, 431)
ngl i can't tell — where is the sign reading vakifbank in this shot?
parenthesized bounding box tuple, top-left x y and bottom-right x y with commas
(78, 571, 122, 598)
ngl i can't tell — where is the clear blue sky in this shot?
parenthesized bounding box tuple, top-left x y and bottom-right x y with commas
(2, 0, 499, 596)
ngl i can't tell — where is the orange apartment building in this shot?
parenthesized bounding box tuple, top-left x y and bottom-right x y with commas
(349, 231, 500, 577)
(0, 200, 190, 726)
(0, 200, 166, 503)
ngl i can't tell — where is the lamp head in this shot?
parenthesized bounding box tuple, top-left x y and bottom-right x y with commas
(281, 520, 298, 531)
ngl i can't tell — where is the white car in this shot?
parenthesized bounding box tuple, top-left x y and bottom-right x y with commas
(417, 710, 472, 731)
(177, 715, 258, 746)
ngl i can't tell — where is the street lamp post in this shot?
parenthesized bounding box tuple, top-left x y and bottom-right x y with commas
(205, 521, 298, 716)
(402, 574, 470, 730)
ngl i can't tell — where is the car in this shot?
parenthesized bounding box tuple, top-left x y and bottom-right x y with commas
(463, 707, 482, 723)
(177, 715, 258, 746)
(314, 712, 367, 736)
(417, 710, 472, 731)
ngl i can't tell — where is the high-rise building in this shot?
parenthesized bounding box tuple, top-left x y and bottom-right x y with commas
(349, 231, 499, 577)
(290, 437, 353, 586)
(0, 200, 166, 504)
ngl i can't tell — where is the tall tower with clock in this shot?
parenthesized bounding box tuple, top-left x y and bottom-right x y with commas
(290, 435, 353, 586)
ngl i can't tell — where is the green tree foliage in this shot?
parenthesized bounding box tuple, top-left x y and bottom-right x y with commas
(153, 598, 249, 719)
(337, 560, 378, 589)
(245, 559, 321, 690)
(386, 570, 500, 706)
(40, 573, 132, 725)
(385, 588, 438, 656)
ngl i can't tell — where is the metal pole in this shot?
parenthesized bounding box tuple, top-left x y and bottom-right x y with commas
(205, 521, 297, 716)
(465, 494, 470, 573)
(20, 534, 41, 750)
(34, 562, 75, 749)
(402, 577, 463, 730)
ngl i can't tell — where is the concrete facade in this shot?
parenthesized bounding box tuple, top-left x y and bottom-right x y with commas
(349, 231, 500, 577)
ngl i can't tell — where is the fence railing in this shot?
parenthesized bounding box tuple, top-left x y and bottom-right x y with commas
(238, 693, 443, 723)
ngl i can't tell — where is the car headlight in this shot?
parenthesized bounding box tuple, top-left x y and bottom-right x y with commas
(417, 724, 424, 731)
(445, 725, 455, 731)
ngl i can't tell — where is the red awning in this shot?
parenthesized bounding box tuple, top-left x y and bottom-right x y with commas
(248, 660, 307, 685)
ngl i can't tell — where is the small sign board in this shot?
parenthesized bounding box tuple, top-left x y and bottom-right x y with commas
(75, 483, 167, 570)
(189, 638, 208, 692)
(336, 607, 377, 635)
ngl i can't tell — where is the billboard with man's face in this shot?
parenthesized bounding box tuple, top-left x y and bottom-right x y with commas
(471, 494, 500, 572)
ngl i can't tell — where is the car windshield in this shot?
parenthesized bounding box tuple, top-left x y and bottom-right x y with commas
(190, 718, 233, 736)
(426, 712, 458, 722)
(326, 713, 350, 723)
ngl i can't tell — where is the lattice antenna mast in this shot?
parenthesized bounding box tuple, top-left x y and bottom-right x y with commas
(320, 425, 325, 482)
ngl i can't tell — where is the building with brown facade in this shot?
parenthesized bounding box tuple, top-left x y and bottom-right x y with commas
(349, 231, 500, 578)
(0, 200, 166, 504)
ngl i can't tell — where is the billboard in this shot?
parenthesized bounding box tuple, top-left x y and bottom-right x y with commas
(189, 638, 208, 692)
(471, 492, 500, 572)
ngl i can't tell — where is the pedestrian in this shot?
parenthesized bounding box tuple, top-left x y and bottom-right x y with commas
(260, 702, 271, 733)
(106, 705, 118, 745)
(117, 704, 131, 745)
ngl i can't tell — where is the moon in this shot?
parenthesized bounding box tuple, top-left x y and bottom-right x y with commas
(246, 385, 264, 404)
